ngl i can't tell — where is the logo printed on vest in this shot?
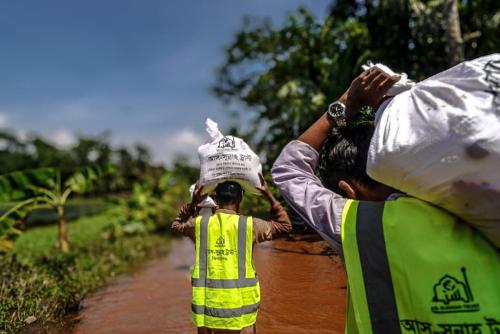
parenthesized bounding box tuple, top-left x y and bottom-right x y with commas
(431, 267, 480, 313)
(208, 235, 237, 261)
(215, 235, 226, 248)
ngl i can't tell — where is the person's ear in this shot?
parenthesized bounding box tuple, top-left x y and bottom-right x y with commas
(338, 180, 357, 199)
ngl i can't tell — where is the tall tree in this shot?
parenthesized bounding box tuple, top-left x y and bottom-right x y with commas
(214, 9, 370, 164)
(214, 1, 499, 165)
(330, 0, 498, 77)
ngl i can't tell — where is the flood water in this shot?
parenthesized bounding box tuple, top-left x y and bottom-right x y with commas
(72, 236, 346, 334)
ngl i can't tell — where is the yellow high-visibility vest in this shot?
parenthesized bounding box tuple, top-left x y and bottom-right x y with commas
(191, 212, 260, 330)
(341, 197, 500, 334)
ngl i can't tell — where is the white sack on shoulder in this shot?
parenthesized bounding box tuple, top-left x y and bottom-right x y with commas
(198, 118, 262, 195)
(367, 54, 500, 247)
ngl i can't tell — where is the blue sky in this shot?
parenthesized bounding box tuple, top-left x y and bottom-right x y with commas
(0, 0, 329, 165)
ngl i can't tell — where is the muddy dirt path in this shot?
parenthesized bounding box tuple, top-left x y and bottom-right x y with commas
(72, 237, 346, 334)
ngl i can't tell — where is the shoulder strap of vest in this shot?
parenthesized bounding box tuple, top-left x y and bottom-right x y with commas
(354, 201, 401, 333)
(238, 215, 248, 280)
(197, 212, 211, 281)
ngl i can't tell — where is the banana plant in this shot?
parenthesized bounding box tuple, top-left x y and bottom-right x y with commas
(0, 165, 113, 253)
(0, 199, 39, 253)
(0, 168, 54, 253)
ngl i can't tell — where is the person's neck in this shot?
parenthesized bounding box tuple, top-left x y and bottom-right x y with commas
(219, 204, 239, 213)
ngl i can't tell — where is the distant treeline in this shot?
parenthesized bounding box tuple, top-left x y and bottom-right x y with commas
(0, 130, 198, 194)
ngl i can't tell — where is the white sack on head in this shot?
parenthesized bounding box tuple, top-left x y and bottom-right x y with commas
(367, 54, 500, 247)
(362, 61, 416, 96)
(198, 118, 262, 195)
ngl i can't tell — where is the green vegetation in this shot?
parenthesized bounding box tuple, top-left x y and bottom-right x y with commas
(0, 166, 112, 252)
(0, 198, 108, 255)
(103, 162, 197, 240)
(0, 169, 55, 253)
(0, 157, 197, 332)
(0, 131, 167, 196)
(214, 1, 500, 166)
(0, 198, 108, 227)
(2, 0, 496, 332)
(0, 207, 170, 334)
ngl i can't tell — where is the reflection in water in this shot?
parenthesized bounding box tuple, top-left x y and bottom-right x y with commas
(73, 237, 346, 334)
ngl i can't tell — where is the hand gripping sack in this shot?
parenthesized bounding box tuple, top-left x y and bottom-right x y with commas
(367, 54, 500, 247)
(198, 118, 262, 195)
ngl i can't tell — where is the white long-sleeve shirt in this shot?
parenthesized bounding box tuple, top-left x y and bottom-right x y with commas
(271, 140, 347, 253)
(272, 138, 406, 255)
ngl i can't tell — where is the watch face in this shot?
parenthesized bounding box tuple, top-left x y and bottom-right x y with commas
(330, 103, 342, 116)
(328, 101, 347, 126)
(328, 102, 345, 117)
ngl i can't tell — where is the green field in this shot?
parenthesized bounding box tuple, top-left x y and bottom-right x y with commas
(0, 207, 170, 334)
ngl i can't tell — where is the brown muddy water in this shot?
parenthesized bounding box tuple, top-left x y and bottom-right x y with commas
(72, 236, 346, 334)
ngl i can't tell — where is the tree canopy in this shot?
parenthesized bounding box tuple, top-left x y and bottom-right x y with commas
(213, 0, 500, 165)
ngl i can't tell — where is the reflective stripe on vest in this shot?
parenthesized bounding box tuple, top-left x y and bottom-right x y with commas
(342, 197, 500, 334)
(192, 302, 260, 318)
(191, 212, 260, 330)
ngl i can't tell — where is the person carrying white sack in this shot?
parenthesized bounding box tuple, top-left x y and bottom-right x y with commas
(172, 119, 292, 334)
(364, 53, 500, 248)
(271, 65, 500, 333)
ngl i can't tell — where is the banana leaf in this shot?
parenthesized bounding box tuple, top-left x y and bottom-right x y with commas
(64, 164, 115, 194)
(0, 168, 56, 202)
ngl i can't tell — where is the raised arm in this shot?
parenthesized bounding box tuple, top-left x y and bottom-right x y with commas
(252, 174, 292, 243)
(298, 67, 399, 151)
(272, 68, 399, 249)
(170, 183, 207, 241)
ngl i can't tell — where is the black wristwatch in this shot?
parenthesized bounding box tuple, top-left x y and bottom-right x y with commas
(327, 100, 347, 127)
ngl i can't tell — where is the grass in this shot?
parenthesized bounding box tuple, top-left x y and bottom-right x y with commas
(0, 207, 170, 334)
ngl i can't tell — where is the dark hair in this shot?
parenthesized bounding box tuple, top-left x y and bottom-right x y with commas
(215, 181, 243, 205)
(318, 124, 381, 196)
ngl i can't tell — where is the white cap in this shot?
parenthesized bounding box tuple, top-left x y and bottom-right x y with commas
(189, 183, 217, 208)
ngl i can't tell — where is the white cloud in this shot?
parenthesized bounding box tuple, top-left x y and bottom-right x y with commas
(0, 113, 8, 127)
(48, 128, 77, 149)
(151, 129, 206, 165)
(169, 130, 205, 148)
(17, 129, 29, 141)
